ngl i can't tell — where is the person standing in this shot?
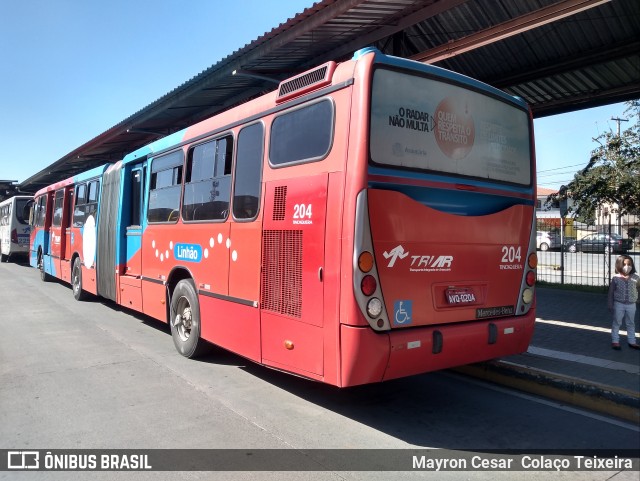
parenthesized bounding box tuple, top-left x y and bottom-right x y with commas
(608, 255, 640, 350)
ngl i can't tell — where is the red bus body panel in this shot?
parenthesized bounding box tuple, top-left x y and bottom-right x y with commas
(368, 189, 533, 328)
(340, 311, 535, 386)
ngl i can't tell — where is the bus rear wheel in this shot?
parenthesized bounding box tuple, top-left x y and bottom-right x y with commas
(72, 257, 88, 301)
(170, 279, 210, 358)
(38, 252, 51, 282)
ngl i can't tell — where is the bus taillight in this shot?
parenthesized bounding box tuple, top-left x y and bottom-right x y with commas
(358, 252, 374, 273)
(361, 275, 377, 296)
(526, 270, 536, 287)
(353, 190, 391, 331)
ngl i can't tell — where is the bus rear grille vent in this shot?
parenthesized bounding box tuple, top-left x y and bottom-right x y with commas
(273, 186, 287, 221)
(276, 62, 336, 103)
(261, 230, 303, 318)
(279, 67, 327, 97)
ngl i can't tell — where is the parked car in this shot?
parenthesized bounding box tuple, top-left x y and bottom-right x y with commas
(536, 231, 560, 251)
(564, 233, 632, 254)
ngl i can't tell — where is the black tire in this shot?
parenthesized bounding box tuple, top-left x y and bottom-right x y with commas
(72, 257, 88, 301)
(170, 279, 210, 358)
(38, 251, 51, 282)
(0, 253, 7, 263)
(539, 243, 549, 252)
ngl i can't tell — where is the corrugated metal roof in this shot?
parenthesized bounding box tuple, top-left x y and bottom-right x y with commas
(19, 0, 639, 193)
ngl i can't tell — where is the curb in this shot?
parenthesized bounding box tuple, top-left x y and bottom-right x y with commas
(453, 360, 640, 424)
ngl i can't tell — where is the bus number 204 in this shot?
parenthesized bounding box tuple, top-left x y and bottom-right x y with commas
(293, 203, 313, 219)
(501, 245, 521, 263)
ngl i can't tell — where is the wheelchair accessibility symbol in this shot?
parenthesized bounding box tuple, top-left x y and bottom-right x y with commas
(394, 300, 412, 326)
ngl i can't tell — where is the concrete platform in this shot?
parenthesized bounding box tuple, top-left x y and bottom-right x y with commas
(456, 287, 640, 423)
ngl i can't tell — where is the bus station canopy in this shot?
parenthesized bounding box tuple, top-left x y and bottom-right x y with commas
(18, 0, 639, 194)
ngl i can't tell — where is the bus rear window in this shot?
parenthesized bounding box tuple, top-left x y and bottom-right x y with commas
(16, 199, 30, 224)
(370, 69, 531, 186)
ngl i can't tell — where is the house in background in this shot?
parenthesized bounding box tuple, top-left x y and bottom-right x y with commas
(535, 187, 579, 238)
(536, 187, 561, 231)
(594, 202, 640, 244)
(536, 187, 559, 211)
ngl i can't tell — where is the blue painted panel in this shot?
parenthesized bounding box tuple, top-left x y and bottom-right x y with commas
(368, 166, 534, 216)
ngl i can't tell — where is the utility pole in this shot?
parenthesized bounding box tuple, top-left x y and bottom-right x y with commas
(609, 116, 628, 238)
(611, 116, 628, 136)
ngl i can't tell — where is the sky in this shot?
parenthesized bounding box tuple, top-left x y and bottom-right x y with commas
(0, 0, 633, 191)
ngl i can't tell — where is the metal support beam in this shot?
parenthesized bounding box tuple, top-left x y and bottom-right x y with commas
(232, 69, 281, 84)
(530, 83, 640, 118)
(485, 40, 640, 90)
(411, 0, 611, 63)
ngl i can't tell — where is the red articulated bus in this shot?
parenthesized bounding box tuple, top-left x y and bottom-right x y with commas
(30, 47, 537, 387)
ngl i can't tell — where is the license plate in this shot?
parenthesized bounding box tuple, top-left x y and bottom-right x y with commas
(445, 287, 477, 305)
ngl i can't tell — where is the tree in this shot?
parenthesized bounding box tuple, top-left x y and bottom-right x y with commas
(547, 100, 640, 220)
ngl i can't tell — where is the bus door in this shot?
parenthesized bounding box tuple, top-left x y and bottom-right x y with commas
(120, 163, 144, 311)
(62, 186, 74, 265)
(55, 186, 74, 283)
(50, 189, 65, 276)
(221, 122, 264, 362)
(260, 174, 328, 377)
(41, 192, 55, 275)
(29, 194, 47, 269)
(124, 165, 145, 277)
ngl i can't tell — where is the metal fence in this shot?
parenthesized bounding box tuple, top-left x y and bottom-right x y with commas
(536, 214, 640, 288)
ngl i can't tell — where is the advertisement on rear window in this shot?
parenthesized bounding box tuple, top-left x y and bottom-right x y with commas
(370, 69, 531, 185)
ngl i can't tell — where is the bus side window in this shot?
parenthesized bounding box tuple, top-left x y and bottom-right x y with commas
(130, 169, 142, 227)
(233, 123, 264, 220)
(86, 180, 100, 219)
(269, 99, 334, 166)
(73, 183, 87, 227)
(148, 150, 183, 224)
(67, 189, 74, 225)
(183, 135, 234, 222)
(36, 195, 47, 228)
(30, 198, 36, 226)
(52, 190, 64, 227)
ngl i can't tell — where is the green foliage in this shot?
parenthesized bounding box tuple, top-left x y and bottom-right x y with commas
(547, 100, 640, 218)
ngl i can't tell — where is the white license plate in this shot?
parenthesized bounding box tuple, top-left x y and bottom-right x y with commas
(446, 288, 477, 305)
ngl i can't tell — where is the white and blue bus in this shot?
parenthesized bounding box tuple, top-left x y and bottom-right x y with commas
(0, 195, 32, 262)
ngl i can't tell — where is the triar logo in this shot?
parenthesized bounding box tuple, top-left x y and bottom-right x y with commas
(383, 245, 409, 267)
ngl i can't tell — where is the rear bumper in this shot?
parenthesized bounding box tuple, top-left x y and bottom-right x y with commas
(10, 242, 29, 253)
(340, 310, 536, 387)
(2, 242, 29, 256)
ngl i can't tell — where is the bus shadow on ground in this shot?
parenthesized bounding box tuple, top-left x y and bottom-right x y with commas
(192, 345, 636, 451)
(234, 358, 637, 451)
(88, 292, 636, 451)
